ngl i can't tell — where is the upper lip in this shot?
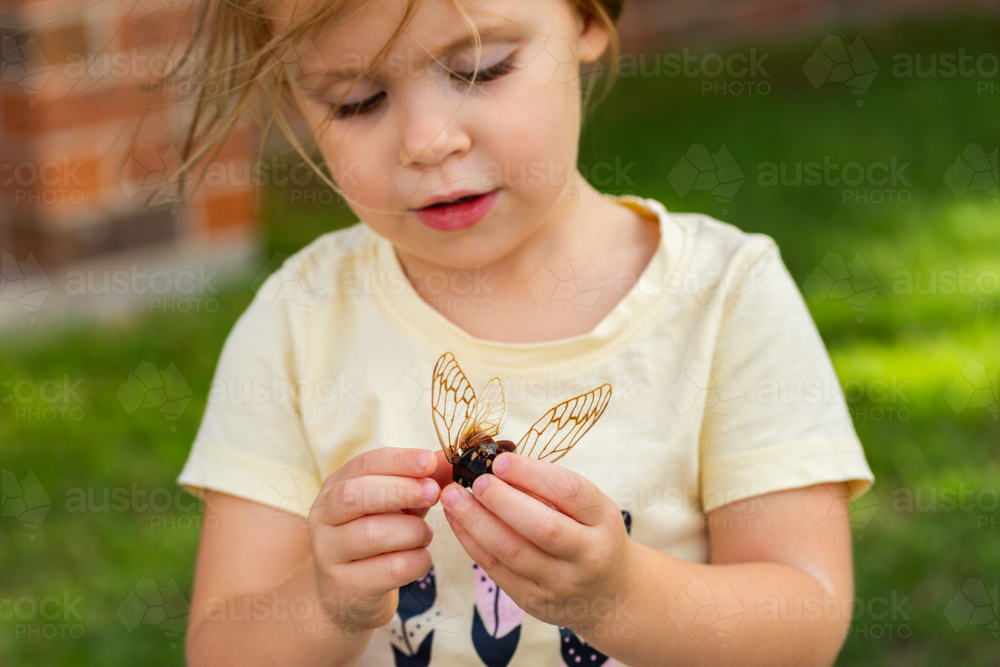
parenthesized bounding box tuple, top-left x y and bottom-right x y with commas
(412, 189, 496, 210)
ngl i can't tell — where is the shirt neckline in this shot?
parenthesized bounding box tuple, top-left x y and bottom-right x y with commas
(371, 195, 690, 374)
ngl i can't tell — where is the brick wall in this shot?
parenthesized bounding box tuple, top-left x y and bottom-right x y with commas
(0, 0, 258, 271)
(2, 0, 997, 326)
(616, 0, 1000, 49)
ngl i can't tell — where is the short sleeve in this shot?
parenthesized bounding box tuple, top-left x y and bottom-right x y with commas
(176, 271, 322, 520)
(698, 240, 875, 513)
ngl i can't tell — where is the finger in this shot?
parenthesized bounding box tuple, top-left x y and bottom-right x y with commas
(443, 501, 547, 605)
(441, 482, 557, 582)
(334, 547, 433, 598)
(339, 447, 438, 481)
(316, 474, 439, 526)
(323, 513, 434, 563)
(470, 472, 586, 560)
(491, 453, 608, 527)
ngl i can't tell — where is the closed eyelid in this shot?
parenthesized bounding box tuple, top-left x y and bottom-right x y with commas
(316, 47, 512, 105)
(323, 46, 520, 120)
(450, 50, 519, 82)
(448, 42, 519, 70)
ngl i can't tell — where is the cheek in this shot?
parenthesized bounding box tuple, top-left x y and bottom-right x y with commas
(483, 81, 581, 182)
(315, 133, 397, 200)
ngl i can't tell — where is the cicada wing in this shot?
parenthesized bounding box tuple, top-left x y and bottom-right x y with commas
(460, 376, 508, 444)
(431, 352, 477, 464)
(515, 384, 612, 463)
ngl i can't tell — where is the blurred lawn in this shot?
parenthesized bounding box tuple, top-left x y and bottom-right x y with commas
(2, 14, 999, 666)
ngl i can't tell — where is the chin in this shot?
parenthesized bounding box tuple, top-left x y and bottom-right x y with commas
(411, 227, 513, 267)
(426, 244, 508, 272)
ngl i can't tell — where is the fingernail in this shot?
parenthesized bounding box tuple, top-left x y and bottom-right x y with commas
(416, 451, 431, 469)
(422, 481, 438, 503)
(442, 487, 460, 508)
(424, 528, 434, 546)
(493, 454, 509, 475)
(473, 474, 490, 495)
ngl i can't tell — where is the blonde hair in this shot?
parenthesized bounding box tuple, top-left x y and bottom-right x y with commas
(168, 0, 625, 205)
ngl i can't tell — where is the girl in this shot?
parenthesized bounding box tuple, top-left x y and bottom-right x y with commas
(176, 0, 875, 665)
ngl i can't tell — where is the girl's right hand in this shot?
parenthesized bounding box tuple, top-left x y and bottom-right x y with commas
(307, 447, 453, 631)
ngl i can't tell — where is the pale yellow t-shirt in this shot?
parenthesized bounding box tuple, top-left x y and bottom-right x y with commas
(177, 195, 874, 667)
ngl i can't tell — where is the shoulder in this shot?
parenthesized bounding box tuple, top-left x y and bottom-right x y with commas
(663, 208, 780, 269)
(252, 221, 375, 299)
(629, 198, 793, 303)
(244, 220, 379, 320)
(222, 221, 374, 353)
(208, 222, 378, 382)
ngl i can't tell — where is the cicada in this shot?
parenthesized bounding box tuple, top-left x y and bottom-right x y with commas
(431, 352, 612, 488)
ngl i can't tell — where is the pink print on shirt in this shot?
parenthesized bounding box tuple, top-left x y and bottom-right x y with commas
(470, 561, 524, 666)
(389, 509, 631, 666)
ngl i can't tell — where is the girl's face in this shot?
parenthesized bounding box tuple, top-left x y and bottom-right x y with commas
(277, 0, 610, 271)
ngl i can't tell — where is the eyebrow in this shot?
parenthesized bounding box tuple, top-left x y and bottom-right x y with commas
(424, 22, 524, 64)
(313, 21, 526, 84)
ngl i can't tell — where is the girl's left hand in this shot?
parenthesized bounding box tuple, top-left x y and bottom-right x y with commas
(440, 452, 639, 633)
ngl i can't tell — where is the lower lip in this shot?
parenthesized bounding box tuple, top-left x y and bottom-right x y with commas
(414, 189, 499, 232)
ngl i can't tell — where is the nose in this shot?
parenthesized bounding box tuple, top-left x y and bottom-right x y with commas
(396, 89, 472, 168)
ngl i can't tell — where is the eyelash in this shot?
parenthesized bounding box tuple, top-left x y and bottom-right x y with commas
(331, 53, 517, 120)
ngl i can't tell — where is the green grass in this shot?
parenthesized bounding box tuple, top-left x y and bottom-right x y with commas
(2, 14, 999, 666)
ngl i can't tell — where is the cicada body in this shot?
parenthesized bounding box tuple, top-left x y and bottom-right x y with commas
(431, 352, 612, 489)
(452, 437, 517, 489)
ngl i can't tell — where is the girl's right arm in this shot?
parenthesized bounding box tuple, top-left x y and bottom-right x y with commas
(185, 448, 448, 667)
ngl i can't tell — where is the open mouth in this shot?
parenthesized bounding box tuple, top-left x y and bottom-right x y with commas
(422, 192, 485, 209)
(413, 189, 500, 232)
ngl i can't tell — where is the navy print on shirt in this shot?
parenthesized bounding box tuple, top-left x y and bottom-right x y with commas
(390, 566, 440, 667)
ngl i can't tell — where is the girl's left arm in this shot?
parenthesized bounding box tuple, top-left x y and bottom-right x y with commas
(441, 453, 853, 667)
